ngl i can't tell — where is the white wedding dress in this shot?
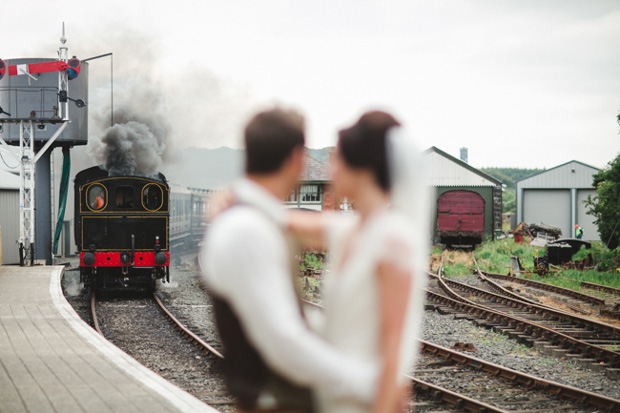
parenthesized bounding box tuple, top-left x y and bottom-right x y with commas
(313, 128, 429, 412)
(314, 208, 427, 412)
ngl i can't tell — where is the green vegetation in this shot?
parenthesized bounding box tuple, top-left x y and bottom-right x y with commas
(570, 242, 620, 272)
(435, 237, 620, 292)
(302, 251, 325, 271)
(473, 239, 546, 275)
(443, 262, 469, 277)
(584, 151, 620, 249)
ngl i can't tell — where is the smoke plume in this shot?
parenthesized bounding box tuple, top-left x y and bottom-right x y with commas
(82, 29, 251, 178)
(84, 31, 170, 177)
(88, 99, 169, 176)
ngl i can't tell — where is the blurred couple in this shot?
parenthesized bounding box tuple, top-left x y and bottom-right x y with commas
(200, 107, 429, 412)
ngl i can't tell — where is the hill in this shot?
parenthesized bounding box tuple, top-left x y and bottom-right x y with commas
(161, 147, 332, 189)
(480, 167, 545, 214)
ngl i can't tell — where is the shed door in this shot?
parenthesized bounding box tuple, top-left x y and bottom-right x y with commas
(437, 191, 485, 233)
(523, 189, 570, 237)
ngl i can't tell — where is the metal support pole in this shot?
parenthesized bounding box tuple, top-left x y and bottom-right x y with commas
(18, 121, 35, 265)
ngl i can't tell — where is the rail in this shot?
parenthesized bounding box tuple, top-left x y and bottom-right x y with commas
(153, 293, 224, 359)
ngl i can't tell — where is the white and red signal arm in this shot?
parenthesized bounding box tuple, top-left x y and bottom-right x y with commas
(0, 58, 81, 80)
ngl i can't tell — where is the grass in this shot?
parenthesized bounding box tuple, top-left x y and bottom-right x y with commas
(433, 238, 620, 291)
(432, 238, 546, 277)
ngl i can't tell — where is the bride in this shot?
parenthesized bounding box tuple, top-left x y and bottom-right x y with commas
(289, 111, 429, 412)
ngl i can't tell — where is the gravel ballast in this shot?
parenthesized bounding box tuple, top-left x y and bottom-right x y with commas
(63, 259, 620, 410)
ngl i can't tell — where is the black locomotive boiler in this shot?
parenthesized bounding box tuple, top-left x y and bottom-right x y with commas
(74, 166, 170, 290)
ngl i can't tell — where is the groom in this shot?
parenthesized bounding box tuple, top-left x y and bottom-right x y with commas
(199, 107, 376, 412)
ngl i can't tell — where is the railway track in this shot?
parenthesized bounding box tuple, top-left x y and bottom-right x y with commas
(478, 270, 606, 307)
(435, 274, 620, 348)
(304, 300, 620, 411)
(473, 253, 620, 320)
(152, 293, 224, 359)
(413, 341, 620, 412)
(90, 292, 223, 358)
(89, 291, 232, 410)
(426, 275, 620, 377)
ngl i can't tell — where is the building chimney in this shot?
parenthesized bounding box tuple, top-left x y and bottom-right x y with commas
(460, 147, 468, 163)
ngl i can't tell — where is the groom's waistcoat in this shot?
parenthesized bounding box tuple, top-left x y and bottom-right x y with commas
(209, 204, 313, 411)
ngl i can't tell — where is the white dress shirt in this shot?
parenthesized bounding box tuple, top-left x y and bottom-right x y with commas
(199, 179, 378, 404)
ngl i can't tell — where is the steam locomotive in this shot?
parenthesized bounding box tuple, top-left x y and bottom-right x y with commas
(75, 166, 171, 290)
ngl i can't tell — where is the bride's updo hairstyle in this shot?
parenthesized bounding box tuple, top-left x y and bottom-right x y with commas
(337, 111, 401, 192)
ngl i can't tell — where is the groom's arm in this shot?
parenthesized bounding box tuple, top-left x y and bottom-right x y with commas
(201, 210, 378, 402)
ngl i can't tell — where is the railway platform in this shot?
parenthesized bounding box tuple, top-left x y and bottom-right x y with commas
(0, 265, 218, 412)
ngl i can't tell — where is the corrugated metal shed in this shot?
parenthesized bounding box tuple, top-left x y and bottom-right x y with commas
(0, 169, 19, 264)
(424, 147, 501, 187)
(516, 161, 599, 189)
(516, 160, 600, 240)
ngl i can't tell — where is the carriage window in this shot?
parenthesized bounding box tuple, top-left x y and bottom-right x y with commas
(116, 186, 134, 209)
(87, 184, 107, 211)
(143, 184, 163, 211)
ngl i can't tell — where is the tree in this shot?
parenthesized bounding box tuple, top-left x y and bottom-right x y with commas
(585, 114, 620, 249)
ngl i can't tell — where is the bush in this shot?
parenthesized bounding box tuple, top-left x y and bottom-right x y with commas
(597, 246, 620, 272)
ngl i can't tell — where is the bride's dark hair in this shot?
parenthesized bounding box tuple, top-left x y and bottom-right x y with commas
(337, 111, 401, 192)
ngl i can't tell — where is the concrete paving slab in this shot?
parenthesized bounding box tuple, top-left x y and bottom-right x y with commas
(0, 265, 219, 413)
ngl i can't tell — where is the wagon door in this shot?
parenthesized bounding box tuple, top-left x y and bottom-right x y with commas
(437, 190, 485, 245)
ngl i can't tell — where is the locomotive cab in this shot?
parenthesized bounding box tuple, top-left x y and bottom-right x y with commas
(75, 166, 170, 290)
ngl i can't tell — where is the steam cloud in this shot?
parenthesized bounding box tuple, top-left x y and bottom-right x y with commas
(96, 121, 166, 177)
(87, 61, 170, 177)
(84, 29, 251, 178)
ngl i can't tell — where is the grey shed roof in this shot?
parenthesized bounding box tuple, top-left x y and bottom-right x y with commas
(0, 169, 19, 190)
(516, 160, 599, 189)
(424, 146, 502, 187)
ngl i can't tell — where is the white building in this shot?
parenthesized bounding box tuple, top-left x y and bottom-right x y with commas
(424, 147, 503, 242)
(516, 160, 599, 241)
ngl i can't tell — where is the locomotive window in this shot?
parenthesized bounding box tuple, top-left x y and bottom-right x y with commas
(116, 186, 134, 209)
(143, 184, 163, 211)
(87, 184, 107, 211)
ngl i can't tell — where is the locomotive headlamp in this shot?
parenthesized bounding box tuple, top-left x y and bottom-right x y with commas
(83, 252, 95, 266)
(155, 252, 168, 265)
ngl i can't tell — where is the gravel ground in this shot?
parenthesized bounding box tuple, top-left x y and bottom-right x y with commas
(413, 353, 600, 413)
(63, 261, 620, 412)
(421, 309, 620, 400)
(62, 258, 235, 412)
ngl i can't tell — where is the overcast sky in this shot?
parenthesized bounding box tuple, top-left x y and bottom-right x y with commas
(4, 1, 620, 169)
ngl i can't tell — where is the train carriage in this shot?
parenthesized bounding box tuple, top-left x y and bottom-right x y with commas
(75, 166, 170, 290)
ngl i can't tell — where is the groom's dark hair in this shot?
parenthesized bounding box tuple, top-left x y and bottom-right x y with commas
(244, 107, 306, 174)
(338, 111, 400, 192)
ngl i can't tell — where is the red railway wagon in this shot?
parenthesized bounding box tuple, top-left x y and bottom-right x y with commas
(437, 190, 485, 248)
